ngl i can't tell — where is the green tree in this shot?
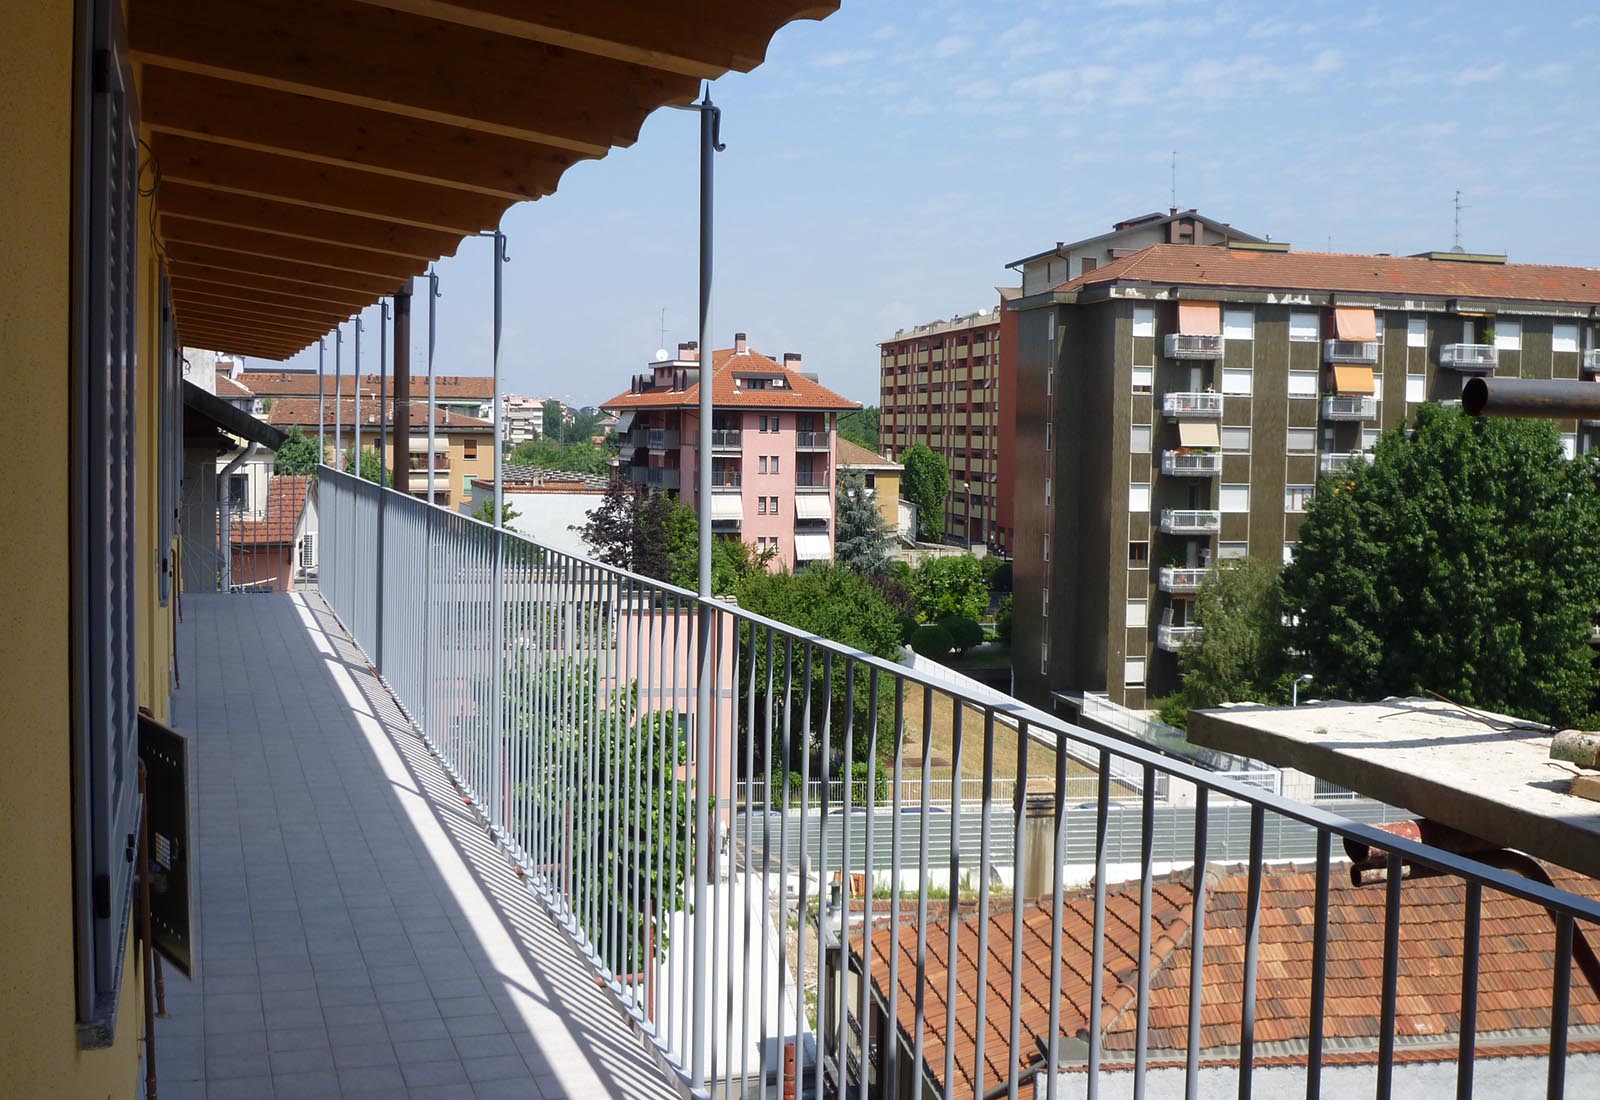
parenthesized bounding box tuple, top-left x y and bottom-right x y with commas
(910, 623, 954, 658)
(273, 426, 322, 475)
(342, 446, 391, 486)
(577, 477, 639, 567)
(939, 616, 984, 656)
(1282, 404, 1600, 726)
(542, 399, 565, 439)
(838, 406, 880, 450)
(834, 471, 893, 575)
(908, 554, 988, 621)
(1159, 557, 1290, 729)
(900, 442, 950, 541)
(508, 436, 617, 477)
(471, 497, 522, 526)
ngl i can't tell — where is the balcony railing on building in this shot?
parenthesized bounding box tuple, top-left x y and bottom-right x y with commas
(1439, 343, 1498, 373)
(710, 472, 742, 489)
(1156, 623, 1203, 651)
(1323, 339, 1380, 364)
(707, 429, 743, 450)
(1159, 565, 1212, 593)
(1582, 349, 1600, 374)
(794, 430, 831, 450)
(1320, 450, 1373, 475)
(1162, 391, 1225, 419)
(794, 470, 829, 490)
(646, 428, 680, 449)
(1161, 450, 1223, 477)
(1321, 395, 1377, 421)
(1164, 333, 1225, 359)
(1160, 508, 1222, 534)
(631, 466, 680, 490)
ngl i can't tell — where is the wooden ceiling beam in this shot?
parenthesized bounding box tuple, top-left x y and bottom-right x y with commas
(171, 287, 352, 328)
(161, 214, 426, 282)
(167, 261, 378, 311)
(158, 182, 461, 261)
(128, 0, 699, 155)
(142, 68, 583, 203)
(152, 132, 509, 237)
(176, 325, 309, 359)
(165, 240, 406, 298)
(169, 275, 363, 321)
(172, 301, 328, 341)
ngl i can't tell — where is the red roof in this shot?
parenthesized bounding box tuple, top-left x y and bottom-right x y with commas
(214, 374, 254, 399)
(601, 346, 858, 412)
(866, 862, 1600, 1098)
(239, 372, 494, 400)
(1050, 244, 1600, 305)
(231, 474, 309, 546)
(266, 397, 492, 432)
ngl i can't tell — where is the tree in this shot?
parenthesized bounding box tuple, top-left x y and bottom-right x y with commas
(900, 442, 950, 541)
(575, 482, 700, 588)
(542, 399, 565, 439)
(834, 471, 893, 575)
(508, 436, 616, 477)
(1160, 557, 1289, 729)
(939, 616, 984, 656)
(342, 446, 391, 486)
(910, 623, 954, 658)
(471, 497, 522, 525)
(838, 406, 880, 450)
(908, 554, 988, 622)
(1282, 404, 1600, 726)
(577, 477, 639, 568)
(274, 426, 321, 475)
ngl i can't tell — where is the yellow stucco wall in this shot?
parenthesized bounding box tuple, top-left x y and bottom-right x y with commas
(0, 6, 145, 1096)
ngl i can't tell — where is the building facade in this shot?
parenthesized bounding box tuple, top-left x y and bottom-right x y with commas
(464, 464, 609, 557)
(602, 334, 858, 572)
(237, 370, 495, 421)
(496, 394, 546, 446)
(1011, 242, 1600, 712)
(834, 437, 908, 540)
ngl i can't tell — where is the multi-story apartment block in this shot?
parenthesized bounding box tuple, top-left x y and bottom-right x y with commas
(238, 370, 495, 422)
(495, 394, 546, 446)
(602, 334, 858, 572)
(1011, 242, 1600, 713)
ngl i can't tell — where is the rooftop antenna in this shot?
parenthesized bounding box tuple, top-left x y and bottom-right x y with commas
(1170, 150, 1177, 210)
(1453, 189, 1469, 251)
(658, 306, 669, 350)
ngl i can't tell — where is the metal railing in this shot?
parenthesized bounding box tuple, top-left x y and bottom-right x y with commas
(1440, 343, 1498, 372)
(711, 471, 742, 489)
(1321, 394, 1377, 420)
(1158, 565, 1210, 593)
(1161, 450, 1223, 477)
(1156, 623, 1202, 651)
(1320, 450, 1373, 475)
(646, 428, 681, 448)
(1161, 391, 1225, 418)
(1323, 339, 1380, 363)
(1583, 350, 1600, 374)
(1160, 508, 1222, 534)
(318, 465, 1600, 1100)
(794, 469, 829, 489)
(794, 430, 831, 449)
(1163, 333, 1225, 359)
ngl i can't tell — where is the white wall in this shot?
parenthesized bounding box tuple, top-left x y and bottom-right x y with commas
(464, 484, 603, 559)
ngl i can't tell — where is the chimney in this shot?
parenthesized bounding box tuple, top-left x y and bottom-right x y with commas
(783, 352, 802, 369)
(734, 332, 748, 355)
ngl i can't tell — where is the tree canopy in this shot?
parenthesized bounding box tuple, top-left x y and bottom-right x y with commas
(834, 470, 893, 575)
(341, 446, 391, 486)
(908, 553, 988, 622)
(1282, 404, 1600, 726)
(273, 426, 322, 475)
(508, 436, 616, 476)
(1157, 557, 1288, 729)
(899, 442, 950, 541)
(838, 406, 880, 451)
(471, 497, 522, 526)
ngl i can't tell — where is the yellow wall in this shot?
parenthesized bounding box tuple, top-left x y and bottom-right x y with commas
(872, 468, 902, 531)
(382, 431, 492, 508)
(0, 6, 146, 1096)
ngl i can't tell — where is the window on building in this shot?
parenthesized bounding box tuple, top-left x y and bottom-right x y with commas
(1288, 371, 1318, 398)
(1132, 365, 1153, 393)
(1223, 309, 1254, 340)
(759, 415, 769, 432)
(1041, 642, 1050, 676)
(758, 497, 767, 515)
(1375, 314, 1386, 337)
(1495, 319, 1521, 351)
(228, 473, 248, 507)
(1222, 368, 1253, 396)
(771, 536, 779, 553)
(1044, 478, 1052, 504)
(1286, 427, 1316, 453)
(1221, 426, 1252, 452)
(1133, 306, 1155, 338)
(1045, 423, 1052, 451)
(771, 456, 780, 474)
(1283, 542, 1298, 565)
(1362, 429, 1381, 451)
(1406, 373, 1427, 403)
(1129, 482, 1151, 512)
(1554, 324, 1580, 354)
(1285, 484, 1315, 512)
(1407, 317, 1427, 347)
(1043, 535, 1050, 563)
(462, 437, 478, 459)
(1126, 598, 1148, 629)
(1042, 588, 1049, 617)
(1220, 484, 1250, 512)
(1289, 312, 1320, 342)
(1129, 541, 1149, 566)
(1130, 425, 1152, 453)
(1124, 657, 1147, 687)
(1219, 541, 1248, 559)
(759, 456, 768, 474)
(1562, 433, 1577, 460)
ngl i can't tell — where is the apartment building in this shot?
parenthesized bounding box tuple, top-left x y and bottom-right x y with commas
(237, 370, 495, 421)
(496, 393, 546, 445)
(1010, 242, 1600, 712)
(602, 334, 858, 571)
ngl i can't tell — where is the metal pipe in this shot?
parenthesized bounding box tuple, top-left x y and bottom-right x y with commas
(427, 269, 439, 504)
(492, 230, 506, 525)
(334, 326, 343, 463)
(217, 441, 259, 590)
(379, 298, 390, 486)
(354, 315, 364, 475)
(394, 286, 412, 497)
(1461, 376, 1600, 419)
(317, 337, 325, 462)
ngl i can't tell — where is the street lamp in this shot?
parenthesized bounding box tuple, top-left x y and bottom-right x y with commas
(1292, 673, 1313, 707)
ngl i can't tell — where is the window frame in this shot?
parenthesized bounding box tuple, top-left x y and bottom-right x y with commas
(1407, 317, 1427, 348)
(1220, 483, 1250, 513)
(1223, 309, 1254, 340)
(1288, 312, 1320, 342)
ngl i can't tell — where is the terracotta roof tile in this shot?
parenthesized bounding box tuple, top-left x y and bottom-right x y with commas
(214, 374, 254, 398)
(1051, 244, 1600, 305)
(266, 397, 492, 432)
(239, 371, 494, 400)
(601, 347, 859, 412)
(231, 474, 309, 546)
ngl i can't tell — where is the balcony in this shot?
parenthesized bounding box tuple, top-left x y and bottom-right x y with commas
(1439, 343, 1498, 373)
(1164, 333, 1225, 359)
(1162, 391, 1225, 419)
(1161, 450, 1223, 477)
(710, 428, 743, 450)
(406, 453, 450, 471)
(1584, 350, 1600, 374)
(645, 427, 680, 449)
(1324, 339, 1380, 364)
(1160, 508, 1222, 534)
(710, 471, 742, 489)
(1159, 565, 1211, 593)
(1321, 395, 1377, 421)
(795, 469, 830, 491)
(631, 466, 681, 490)
(794, 429, 831, 450)
(1320, 450, 1374, 475)
(1156, 622, 1203, 651)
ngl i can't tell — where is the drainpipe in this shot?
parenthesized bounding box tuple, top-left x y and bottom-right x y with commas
(217, 441, 259, 590)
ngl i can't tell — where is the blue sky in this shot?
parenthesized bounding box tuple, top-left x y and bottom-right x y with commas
(264, 1, 1600, 407)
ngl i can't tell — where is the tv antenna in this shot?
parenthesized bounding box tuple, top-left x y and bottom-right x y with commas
(1170, 150, 1177, 209)
(1453, 190, 1469, 251)
(657, 307, 669, 350)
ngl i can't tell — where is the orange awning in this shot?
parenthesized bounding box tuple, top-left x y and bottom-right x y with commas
(1334, 307, 1378, 342)
(1332, 365, 1375, 395)
(1177, 300, 1221, 335)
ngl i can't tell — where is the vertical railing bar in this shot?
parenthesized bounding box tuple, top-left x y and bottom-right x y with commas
(1183, 785, 1208, 1100)
(836, 657, 854, 1096)
(1006, 719, 1031, 1100)
(800, 643, 820, 1100)
(971, 708, 997, 1100)
(1045, 727, 1068, 1100)
(758, 626, 776, 1095)
(1457, 882, 1481, 1100)
(911, 683, 934, 1100)
(1238, 805, 1265, 1100)
(1134, 763, 1155, 1099)
(885, 676, 906, 1100)
(624, 573, 640, 996)
(816, 648, 835, 1097)
(673, 592, 689, 1061)
(785, 636, 803, 1097)
(723, 609, 741, 1100)
(1375, 849, 1403, 1100)
(856, 668, 881, 1100)
(1306, 830, 1331, 1100)
(740, 621, 757, 1095)
(776, 632, 795, 1099)
(942, 700, 964, 1100)
(1547, 912, 1572, 1100)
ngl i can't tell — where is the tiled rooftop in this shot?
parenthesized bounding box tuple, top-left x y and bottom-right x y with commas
(231, 475, 310, 547)
(240, 373, 496, 400)
(602, 347, 859, 411)
(152, 592, 681, 1100)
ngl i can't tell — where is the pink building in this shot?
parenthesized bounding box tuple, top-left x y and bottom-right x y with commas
(603, 335, 859, 571)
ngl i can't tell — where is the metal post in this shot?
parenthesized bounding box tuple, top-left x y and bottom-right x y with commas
(427, 268, 439, 505)
(394, 285, 412, 489)
(334, 326, 343, 464)
(490, 230, 507, 842)
(379, 298, 390, 486)
(354, 314, 364, 475)
(317, 337, 325, 462)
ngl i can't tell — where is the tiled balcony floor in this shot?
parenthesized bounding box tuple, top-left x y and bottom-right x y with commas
(153, 592, 683, 1100)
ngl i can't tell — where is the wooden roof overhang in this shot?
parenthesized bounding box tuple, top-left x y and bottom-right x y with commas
(130, 0, 837, 359)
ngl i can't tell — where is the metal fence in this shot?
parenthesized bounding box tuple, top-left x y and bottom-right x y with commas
(318, 466, 1600, 1100)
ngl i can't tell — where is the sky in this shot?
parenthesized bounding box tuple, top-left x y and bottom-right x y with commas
(257, 0, 1600, 408)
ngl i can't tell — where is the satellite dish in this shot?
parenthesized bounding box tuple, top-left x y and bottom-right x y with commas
(977, 308, 989, 316)
(654, 348, 669, 362)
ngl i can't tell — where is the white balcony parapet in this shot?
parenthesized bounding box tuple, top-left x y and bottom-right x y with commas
(1323, 339, 1379, 364)
(1321, 395, 1376, 421)
(1156, 623, 1203, 651)
(1439, 343, 1497, 373)
(1319, 451, 1373, 475)
(1582, 349, 1600, 374)
(1160, 509, 1221, 534)
(1164, 333, 1224, 359)
(1159, 566, 1211, 594)
(1161, 450, 1222, 477)
(1162, 392, 1224, 419)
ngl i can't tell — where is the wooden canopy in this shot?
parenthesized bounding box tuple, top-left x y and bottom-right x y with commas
(132, 0, 837, 359)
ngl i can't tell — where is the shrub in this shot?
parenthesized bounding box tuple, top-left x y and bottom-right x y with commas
(940, 616, 984, 655)
(995, 594, 1013, 647)
(850, 759, 890, 802)
(910, 623, 954, 658)
(897, 615, 920, 646)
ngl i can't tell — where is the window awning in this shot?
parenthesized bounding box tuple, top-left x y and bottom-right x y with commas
(1332, 365, 1376, 395)
(1177, 300, 1222, 335)
(710, 492, 743, 520)
(795, 495, 832, 520)
(794, 532, 833, 561)
(614, 410, 637, 435)
(1334, 307, 1378, 342)
(1177, 421, 1221, 447)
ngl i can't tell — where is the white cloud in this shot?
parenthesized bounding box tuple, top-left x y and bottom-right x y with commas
(1413, 121, 1458, 139)
(1529, 62, 1570, 82)
(1310, 48, 1343, 74)
(813, 48, 875, 68)
(931, 35, 971, 59)
(869, 25, 899, 42)
(1452, 62, 1505, 86)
